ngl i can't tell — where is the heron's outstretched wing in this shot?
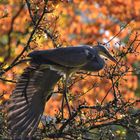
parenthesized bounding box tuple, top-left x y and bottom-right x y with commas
(7, 64, 61, 139)
(28, 46, 96, 67)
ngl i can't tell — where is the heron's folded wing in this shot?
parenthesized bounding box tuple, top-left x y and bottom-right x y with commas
(28, 46, 95, 67)
(7, 64, 61, 138)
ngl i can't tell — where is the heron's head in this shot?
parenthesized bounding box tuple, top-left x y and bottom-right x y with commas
(97, 45, 117, 64)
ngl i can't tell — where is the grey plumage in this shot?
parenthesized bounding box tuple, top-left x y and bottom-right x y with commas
(7, 45, 117, 138)
(29, 45, 95, 67)
(29, 45, 116, 72)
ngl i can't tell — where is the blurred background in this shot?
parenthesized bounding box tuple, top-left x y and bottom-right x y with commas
(0, 0, 140, 139)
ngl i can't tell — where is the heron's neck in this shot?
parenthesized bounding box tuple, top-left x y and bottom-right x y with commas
(96, 55, 105, 70)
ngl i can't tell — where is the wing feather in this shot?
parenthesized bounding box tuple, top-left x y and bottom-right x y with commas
(7, 64, 61, 138)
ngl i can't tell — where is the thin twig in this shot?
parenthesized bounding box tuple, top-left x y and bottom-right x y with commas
(104, 19, 134, 44)
(0, 78, 16, 83)
(0, 3, 47, 76)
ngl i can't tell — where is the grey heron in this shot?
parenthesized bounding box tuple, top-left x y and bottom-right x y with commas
(7, 45, 117, 139)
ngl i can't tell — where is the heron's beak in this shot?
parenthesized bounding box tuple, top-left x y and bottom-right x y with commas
(100, 51, 117, 64)
(107, 53, 117, 64)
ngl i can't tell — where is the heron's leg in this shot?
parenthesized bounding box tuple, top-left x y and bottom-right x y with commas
(61, 75, 72, 118)
(61, 88, 65, 118)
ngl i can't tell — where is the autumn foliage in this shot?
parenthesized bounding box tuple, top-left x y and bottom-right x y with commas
(0, 0, 140, 139)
